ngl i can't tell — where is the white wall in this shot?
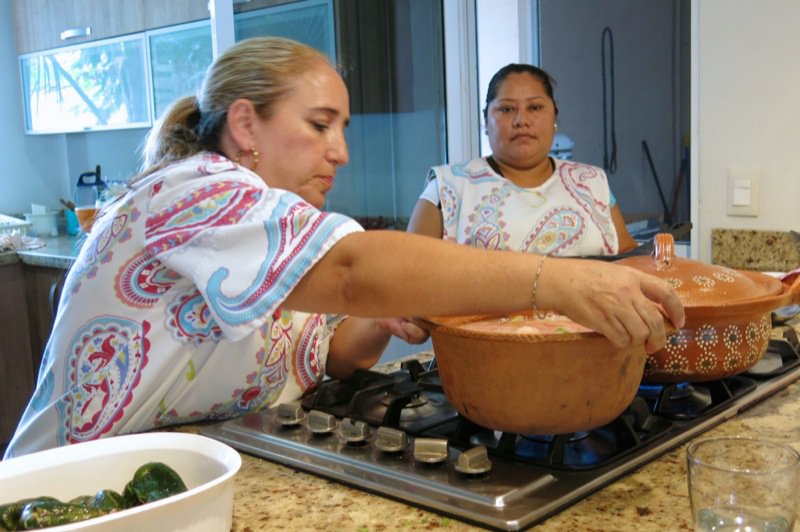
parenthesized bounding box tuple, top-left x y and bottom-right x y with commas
(0, 1, 147, 217)
(0, 0, 69, 216)
(694, 0, 800, 262)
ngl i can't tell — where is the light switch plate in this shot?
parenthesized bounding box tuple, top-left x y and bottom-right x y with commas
(727, 166, 760, 217)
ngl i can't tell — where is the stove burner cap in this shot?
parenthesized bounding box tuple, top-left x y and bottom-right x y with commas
(381, 393, 428, 409)
(455, 445, 492, 475)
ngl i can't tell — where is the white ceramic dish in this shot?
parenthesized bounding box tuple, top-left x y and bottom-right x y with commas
(0, 432, 241, 531)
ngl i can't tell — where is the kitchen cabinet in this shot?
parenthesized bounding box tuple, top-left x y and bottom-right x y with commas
(12, 0, 209, 54)
(233, 0, 301, 14)
(0, 263, 35, 449)
(23, 264, 68, 376)
(12, 0, 145, 54)
(142, 0, 209, 31)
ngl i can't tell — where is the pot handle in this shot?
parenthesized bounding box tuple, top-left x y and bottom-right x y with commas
(780, 268, 800, 304)
(652, 233, 675, 271)
(412, 317, 436, 332)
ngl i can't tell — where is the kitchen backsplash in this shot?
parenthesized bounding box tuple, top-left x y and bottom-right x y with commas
(712, 228, 800, 272)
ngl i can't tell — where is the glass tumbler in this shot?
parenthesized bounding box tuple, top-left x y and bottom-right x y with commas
(687, 437, 800, 532)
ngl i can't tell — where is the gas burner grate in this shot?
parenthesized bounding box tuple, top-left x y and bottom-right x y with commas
(747, 329, 800, 378)
(440, 397, 673, 471)
(639, 375, 756, 420)
(300, 361, 458, 434)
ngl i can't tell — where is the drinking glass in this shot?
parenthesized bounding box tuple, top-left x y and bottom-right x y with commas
(75, 206, 99, 233)
(687, 437, 800, 532)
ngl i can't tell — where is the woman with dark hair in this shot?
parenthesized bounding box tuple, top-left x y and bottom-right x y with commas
(6, 42, 681, 458)
(409, 63, 637, 256)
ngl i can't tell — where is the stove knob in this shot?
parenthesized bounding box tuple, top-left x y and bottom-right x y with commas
(454, 445, 492, 475)
(375, 426, 409, 453)
(413, 437, 449, 464)
(339, 417, 371, 444)
(307, 409, 337, 435)
(276, 401, 306, 427)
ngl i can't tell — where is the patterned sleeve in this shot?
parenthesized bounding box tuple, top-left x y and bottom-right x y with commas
(144, 174, 363, 341)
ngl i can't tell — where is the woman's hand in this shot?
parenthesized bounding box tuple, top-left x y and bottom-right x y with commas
(326, 317, 429, 380)
(541, 259, 685, 353)
(374, 318, 430, 344)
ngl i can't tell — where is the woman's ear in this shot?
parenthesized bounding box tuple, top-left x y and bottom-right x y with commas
(226, 98, 258, 150)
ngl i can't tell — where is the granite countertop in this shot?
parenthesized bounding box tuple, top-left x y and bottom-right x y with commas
(712, 228, 800, 272)
(212, 321, 800, 531)
(0, 235, 81, 269)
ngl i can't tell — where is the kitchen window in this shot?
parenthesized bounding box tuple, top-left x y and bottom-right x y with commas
(20, 34, 151, 134)
(148, 21, 213, 122)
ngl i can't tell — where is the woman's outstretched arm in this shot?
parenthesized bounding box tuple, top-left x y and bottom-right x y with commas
(281, 230, 684, 357)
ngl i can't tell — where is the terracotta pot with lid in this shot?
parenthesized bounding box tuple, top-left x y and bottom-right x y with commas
(415, 313, 646, 435)
(615, 233, 800, 383)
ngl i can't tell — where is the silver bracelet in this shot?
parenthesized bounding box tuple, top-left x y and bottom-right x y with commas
(531, 256, 548, 319)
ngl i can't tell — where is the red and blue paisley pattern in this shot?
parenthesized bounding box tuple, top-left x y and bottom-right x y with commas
(165, 288, 223, 345)
(115, 253, 180, 308)
(205, 195, 346, 326)
(146, 180, 262, 254)
(58, 318, 150, 444)
(67, 200, 140, 298)
(293, 313, 324, 390)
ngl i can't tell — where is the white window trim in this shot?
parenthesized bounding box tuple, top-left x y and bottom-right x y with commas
(445, 0, 539, 163)
(443, 0, 480, 164)
(209, 0, 236, 56)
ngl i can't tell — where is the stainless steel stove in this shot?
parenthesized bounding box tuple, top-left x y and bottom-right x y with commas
(201, 328, 800, 531)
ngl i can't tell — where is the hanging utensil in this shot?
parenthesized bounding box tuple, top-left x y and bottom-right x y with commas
(642, 140, 672, 226)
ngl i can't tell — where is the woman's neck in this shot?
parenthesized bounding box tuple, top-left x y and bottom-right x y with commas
(488, 156, 555, 188)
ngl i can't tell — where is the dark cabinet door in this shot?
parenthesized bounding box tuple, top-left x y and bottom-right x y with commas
(0, 263, 35, 448)
(24, 265, 68, 378)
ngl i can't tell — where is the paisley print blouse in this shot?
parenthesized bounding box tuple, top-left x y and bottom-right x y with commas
(421, 157, 620, 256)
(5, 152, 362, 458)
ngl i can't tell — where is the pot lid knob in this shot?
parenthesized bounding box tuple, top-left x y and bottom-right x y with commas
(652, 233, 675, 271)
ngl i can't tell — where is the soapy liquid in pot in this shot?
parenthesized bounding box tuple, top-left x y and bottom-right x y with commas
(459, 314, 591, 335)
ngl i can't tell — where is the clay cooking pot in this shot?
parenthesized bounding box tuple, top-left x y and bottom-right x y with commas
(415, 313, 646, 435)
(615, 233, 800, 383)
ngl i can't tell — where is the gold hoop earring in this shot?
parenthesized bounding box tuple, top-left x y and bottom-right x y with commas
(234, 147, 260, 171)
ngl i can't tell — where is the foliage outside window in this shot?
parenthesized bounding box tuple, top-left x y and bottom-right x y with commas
(20, 35, 150, 133)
